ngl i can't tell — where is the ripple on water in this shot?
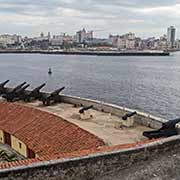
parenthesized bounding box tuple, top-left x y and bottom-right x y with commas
(0, 52, 180, 119)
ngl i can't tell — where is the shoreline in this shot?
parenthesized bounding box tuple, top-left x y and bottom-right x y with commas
(0, 50, 170, 56)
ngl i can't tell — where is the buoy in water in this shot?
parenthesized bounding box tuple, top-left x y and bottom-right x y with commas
(48, 68, 52, 75)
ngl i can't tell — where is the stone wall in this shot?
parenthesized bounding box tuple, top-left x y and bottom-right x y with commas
(4, 88, 167, 129)
(0, 90, 172, 179)
(60, 94, 167, 129)
(0, 135, 180, 180)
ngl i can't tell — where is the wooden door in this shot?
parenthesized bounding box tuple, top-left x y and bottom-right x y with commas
(4, 132, 11, 146)
(27, 148, 35, 158)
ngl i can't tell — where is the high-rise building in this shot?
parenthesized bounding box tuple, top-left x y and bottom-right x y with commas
(167, 26, 176, 48)
(76, 28, 93, 43)
(0, 34, 22, 46)
(40, 32, 44, 38)
(109, 34, 119, 47)
(114, 32, 136, 50)
(47, 32, 51, 40)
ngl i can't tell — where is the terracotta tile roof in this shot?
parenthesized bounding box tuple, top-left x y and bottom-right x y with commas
(0, 102, 105, 156)
(0, 101, 160, 170)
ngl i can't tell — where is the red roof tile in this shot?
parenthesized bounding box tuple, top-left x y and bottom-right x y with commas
(0, 102, 104, 156)
(0, 102, 160, 170)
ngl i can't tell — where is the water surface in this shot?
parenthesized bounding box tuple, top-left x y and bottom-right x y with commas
(0, 53, 180, 119)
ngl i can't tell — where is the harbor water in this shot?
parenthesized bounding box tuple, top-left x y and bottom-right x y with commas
(0, 52, 180, 119)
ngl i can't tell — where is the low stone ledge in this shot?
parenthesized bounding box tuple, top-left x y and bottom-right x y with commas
(60, 94, 167, 128)
(0, 135, 180, 179)
(3, 88, 167, 129)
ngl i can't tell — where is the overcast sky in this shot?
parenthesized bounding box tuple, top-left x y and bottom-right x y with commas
(0, 0, 180, 38)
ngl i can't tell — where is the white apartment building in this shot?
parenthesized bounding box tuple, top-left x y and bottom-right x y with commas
(76, 28, 93, 43)
(117, 33, 136, 49)
(0, 34, 21, 46)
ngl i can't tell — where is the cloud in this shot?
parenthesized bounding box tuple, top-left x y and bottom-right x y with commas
(0, 0, 179, 38)
(134, 3, 180, 17)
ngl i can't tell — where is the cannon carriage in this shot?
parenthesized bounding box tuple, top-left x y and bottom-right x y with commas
(0, 80, 65, 106)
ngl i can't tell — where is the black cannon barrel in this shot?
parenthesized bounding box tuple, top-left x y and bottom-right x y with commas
(51, 87, 65, 96)
(161, 118, 180, 129)
(31, 83, 46, 93)
(5, 84, 30, 102)
(17, 84, 30, 93)
(79, 105, 93, 114)
(2, 82, 27, 102)
(13, 82, 27, 92)
(122, 111, 137, 120)
(23, 83, 46, 101)
(143, 118, 180, 139)
(0, 80, 10, 94)
(40, 86, 65, 106)
(1, 81, 26, 96)
(143, 129, 178, 139)
(0, 80, 10, 87)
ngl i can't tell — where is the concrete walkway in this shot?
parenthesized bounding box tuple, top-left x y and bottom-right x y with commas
(22, 101, 152, 146)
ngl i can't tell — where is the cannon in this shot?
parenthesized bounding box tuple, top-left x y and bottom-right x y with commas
(3, 84, 30, 102)
(143, 118, 180, 139)
(79, 105, 93, 120)
(121, 111, 137, 127)
(2, 82, 27, 102)
(10, 82, 27, 92)
(79, 105, 93, 114)
(21, 83, 46, 102)
(122, 111, 137, 120)
(9, 84, 30, 102)
(40, 87, 65, 106)
(0, 80, 10, 94)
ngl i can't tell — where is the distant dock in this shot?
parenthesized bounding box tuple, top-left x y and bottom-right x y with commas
(0, 50, 170, 56)
(42, 51, 170, 56)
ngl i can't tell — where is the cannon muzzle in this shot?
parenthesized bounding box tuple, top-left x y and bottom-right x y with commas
(13, 82, 27, 92)
(40, 86, 65, 106)
(161, 118, 180, 129)
(0, 80, 10, 87)
(24, 83, 46, 102)
(122, 111, 137, 120)
(32, 83, 46, 93)
(79, 105, 93, 114)
(18, 84, 30, 92)
(0, 80, 10, 94)
(143, 118, 180, 139)
(51, 87, 65, 96)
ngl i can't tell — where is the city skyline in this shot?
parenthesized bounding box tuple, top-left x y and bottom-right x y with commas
(0, 26, 178, 41)
(0, 0, 180, 38)
(0, 26, 178, 51)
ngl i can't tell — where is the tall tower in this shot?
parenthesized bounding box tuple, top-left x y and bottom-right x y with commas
(40, 32, 44, 38)
(167, 26, 176, 48)
(47, 32, 51, 40)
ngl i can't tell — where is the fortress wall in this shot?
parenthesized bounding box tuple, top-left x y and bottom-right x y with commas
(4, 88, 166, 129)
(0, 91, 175, 179)
(0, 135, 180, 180)
(59, 94, 166, 129)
